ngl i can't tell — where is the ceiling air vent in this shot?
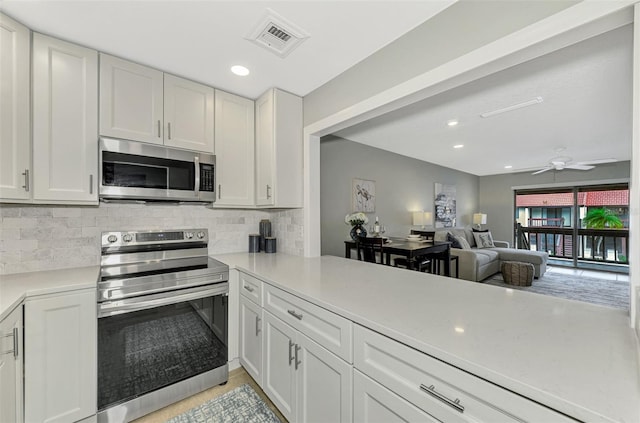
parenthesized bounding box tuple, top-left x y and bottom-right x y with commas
(246, 9, 309, 58)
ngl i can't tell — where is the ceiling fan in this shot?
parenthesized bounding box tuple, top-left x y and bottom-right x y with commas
(531, 157, 617, 175)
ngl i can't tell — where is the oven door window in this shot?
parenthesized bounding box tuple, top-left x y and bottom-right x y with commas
(98, 295, 227, 411)
(102, 151, 195, 191)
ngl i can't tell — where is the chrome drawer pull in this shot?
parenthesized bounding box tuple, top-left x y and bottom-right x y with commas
(255, 316, 261, 336)
(22, 169, 29, 192)
(420, 384, 465, 413)
(244, 285, 255, 292)
(295, 344, 301, 370)
(288, 340, 295, 365)
(1, 328, 18, 357)
(287, 309, 303, 320)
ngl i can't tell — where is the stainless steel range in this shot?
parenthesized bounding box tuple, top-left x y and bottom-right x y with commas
(97, 229, 229, 423)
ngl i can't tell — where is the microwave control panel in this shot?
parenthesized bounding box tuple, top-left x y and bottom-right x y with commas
(200, 164, 215, 192)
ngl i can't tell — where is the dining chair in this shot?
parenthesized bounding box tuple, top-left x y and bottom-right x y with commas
(394, 230, 435, 271)
(410, 230, 435, 241)
(356, 236, 385, 264)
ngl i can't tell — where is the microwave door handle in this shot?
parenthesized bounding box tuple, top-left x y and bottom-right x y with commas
(194, 156, 200, 197)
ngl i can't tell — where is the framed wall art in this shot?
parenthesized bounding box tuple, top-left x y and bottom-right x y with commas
(352, 178, 375, 212)
(434, 183, 456, 228)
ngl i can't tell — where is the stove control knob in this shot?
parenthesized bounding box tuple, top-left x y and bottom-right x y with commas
(184, 232, 194, 239)
(197, 231, 206, 239)
(107, 235, 118, 243)
(122, 234, 133, 242)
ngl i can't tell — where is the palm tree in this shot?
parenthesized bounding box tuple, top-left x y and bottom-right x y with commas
(582, 208, 623, 259)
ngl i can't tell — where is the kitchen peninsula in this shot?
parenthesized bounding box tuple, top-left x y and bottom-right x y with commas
(215, 252, 640, 423)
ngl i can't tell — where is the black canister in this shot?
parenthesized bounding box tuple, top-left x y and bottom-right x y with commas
(248, 234, 260, 252)
(265, 237, 277, 253)
(259, 219, 272, 251)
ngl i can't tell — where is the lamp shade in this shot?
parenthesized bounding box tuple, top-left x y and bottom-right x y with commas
(413, 211, 433, 227)
(473, 213, 487, 225)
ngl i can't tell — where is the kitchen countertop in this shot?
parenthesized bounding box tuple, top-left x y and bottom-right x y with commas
(214, 252, 640, 423)
(0, 266, 99, 321)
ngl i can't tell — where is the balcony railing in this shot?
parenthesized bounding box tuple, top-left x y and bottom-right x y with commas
(516, 224, 629, 265)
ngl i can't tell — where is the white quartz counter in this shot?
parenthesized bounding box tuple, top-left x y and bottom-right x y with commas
(214, 252, 640, 423)
(0, 266, 99, 321)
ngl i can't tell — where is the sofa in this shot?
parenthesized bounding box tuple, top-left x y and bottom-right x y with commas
(433, 227, 548, 282)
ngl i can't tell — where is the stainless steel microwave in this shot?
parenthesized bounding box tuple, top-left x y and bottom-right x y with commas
(99, 138, 215, 203)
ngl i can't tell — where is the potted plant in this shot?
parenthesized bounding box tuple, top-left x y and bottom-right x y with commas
(345, 212, 369, 241)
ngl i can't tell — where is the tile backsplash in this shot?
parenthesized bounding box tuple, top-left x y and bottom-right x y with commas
(0, 203, 304, 275)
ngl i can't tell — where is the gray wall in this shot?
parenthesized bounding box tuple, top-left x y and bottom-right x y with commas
(321, 136, 479, 257)
(479, 161, 631, 243)
(304, 1, 577, 126)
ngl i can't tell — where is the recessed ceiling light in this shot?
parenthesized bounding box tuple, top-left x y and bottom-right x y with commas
(504, 165, 513, 169)
(453, 144, 464, 149)
(231, 65, 250, 76)
(454, 327, 465, 333)
(447, 120, 459, 127)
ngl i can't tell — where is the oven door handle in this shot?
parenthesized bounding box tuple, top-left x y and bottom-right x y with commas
(98, 283, 228, 318)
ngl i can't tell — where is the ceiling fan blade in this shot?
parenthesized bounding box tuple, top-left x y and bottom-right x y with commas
(576, 158, 617, 165)
(532, 167, 553, 175)
(565, 164, 595, 171)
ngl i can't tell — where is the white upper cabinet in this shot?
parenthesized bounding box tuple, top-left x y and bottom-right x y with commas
(100, 54, 214, 153)
(214, 89, 255, 206)
(32, 33, 98, 203)
(255, 88, 303, 208)
(164, 74, 214, 152)
(0, 13, 30, 201)
(99, 53, 164, 145)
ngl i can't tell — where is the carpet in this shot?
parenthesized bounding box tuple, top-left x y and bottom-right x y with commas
(484, 270, 629, 309)
(167, 384, 281, 423)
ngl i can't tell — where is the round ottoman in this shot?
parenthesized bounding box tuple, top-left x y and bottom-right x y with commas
(501, 261, 534, 286)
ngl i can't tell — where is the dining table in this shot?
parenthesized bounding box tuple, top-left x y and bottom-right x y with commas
(344, 237, 452, 276)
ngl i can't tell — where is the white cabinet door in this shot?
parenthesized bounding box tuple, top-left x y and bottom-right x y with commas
(240, 296, 263, 386)
(214, 89, 255, 206)
(0, 306, 23, 423)
(296, 333, 352, 423)
(0, 13, 30, 201)
(255, 90, 275, 206)
(263, 311, 297, 422)
(32, 34, 98, 203)
(354, 370, 440, 423)
(255, 88, 303, 207)
(25, 290, 97, 423)
(164, 74, 214, 153)
(99, 53, 164, 145)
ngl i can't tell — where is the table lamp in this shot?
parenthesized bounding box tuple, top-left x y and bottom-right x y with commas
(473, 213, 487, 230)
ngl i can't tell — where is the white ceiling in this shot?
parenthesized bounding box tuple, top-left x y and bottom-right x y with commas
(1, 0, 455, 99)
(334, 24, 633, 177)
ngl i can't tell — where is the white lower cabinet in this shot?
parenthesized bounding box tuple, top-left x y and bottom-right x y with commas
(25, 290, 97, 423)
(262, 310, 353, 423)
(354, 325, 576, 423)
(239, 295, 263, 385)
(354, 370, 439, 423)
(0, 306, 23, 423)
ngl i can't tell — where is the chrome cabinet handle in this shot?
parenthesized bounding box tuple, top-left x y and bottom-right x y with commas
(287, 309, 303, 320)
(295, 344, 301, 370)
(255, 316, 261, 336)
(1, 328, 18, 357)
(419, 384, 465, 413)
(22, 169, 29, 192)
(266, 184, 272, 199)
(288, 340, 295, 366)
(243, 285, 254, 293)
(157, 120, 161, 138)
(218, 184, 221, 199)
(167, 122, 171, 140)
(89, 174, 94, 194)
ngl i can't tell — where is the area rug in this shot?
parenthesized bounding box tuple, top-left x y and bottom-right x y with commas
(167, 384, 281, 423)
(484, 271, 629, 310)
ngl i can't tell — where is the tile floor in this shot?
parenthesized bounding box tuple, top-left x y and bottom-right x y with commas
(133, 367, 286, 423)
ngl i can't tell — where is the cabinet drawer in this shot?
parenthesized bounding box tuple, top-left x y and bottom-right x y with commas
(239, 272, 263, 305)
(354, 325, 576, 423)
(354, 370, 439, 423)
(264, 284, 352, 363)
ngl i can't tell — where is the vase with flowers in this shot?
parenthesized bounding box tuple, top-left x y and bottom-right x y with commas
(345, 212, 369, 241)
